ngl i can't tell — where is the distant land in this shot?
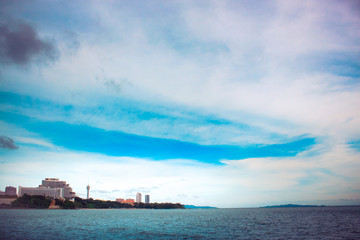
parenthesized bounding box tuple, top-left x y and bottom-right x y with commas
(261, 204, 326, 208)
(6, 195, 184, 209)
(184, 205, 217, 209)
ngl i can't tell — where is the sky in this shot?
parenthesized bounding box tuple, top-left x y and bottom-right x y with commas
(0, 0, 359, 208)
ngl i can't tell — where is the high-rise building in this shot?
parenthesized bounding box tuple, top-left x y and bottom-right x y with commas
(136, 192, 142, 203)
(145, 194, 150, 204)
(86, 184, 90, 199)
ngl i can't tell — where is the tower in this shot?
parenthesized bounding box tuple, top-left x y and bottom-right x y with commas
(136, 192, 142, 203)
(86, 184, 90, 199)
(145, 194, 150, 204)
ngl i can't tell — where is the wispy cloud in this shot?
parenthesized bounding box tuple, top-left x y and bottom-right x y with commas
(1, 146, 359, 207)
(0, 91, 294, 146)
(0, 110, 315, 163)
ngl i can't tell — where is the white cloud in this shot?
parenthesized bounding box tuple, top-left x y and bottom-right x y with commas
(1, 142, 359, 207)
(2, 1, 359, 141)
(15, 137, 56, 149)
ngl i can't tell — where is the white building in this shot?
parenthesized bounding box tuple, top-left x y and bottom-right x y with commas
(40, 178, 76, 199)
(18, 178, 76, 199)
(136, 192, 142, 203)
(18, 186, 64, 199)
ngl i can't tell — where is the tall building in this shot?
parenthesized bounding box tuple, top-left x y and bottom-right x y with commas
(145, 194, 150, 204)
(136, 192, 142, 203)
(86, 184, 90, 199)
(18, 178, 76, 199)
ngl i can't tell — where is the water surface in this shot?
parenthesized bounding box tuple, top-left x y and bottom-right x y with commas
(1, 207, 359, 239)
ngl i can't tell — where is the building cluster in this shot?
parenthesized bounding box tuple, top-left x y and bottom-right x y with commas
(0, 186, 18, 205)
(18, 178, 76, 199)
(1, 178, 153, 206)
(116, 192, 150, 205)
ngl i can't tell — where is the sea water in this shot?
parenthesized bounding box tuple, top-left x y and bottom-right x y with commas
(0, 207, 359, 239)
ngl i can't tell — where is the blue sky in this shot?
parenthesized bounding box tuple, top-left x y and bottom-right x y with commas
(0, 0, 359, 207)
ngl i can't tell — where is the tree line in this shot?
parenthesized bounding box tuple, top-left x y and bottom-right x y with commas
(11, 195, 184, 209)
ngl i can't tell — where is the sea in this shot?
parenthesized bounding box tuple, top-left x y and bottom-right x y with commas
(0, 206, 359, 239)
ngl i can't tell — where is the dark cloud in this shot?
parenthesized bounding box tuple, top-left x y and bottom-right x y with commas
(0, 136, 18, 150)
(0, 20, 57, 65)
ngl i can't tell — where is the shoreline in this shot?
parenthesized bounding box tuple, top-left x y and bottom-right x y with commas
(2, 205, 360, 210)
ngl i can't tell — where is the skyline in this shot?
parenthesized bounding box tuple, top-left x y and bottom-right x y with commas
(0, 0, 360, 207)
(9, 177, 153, 203)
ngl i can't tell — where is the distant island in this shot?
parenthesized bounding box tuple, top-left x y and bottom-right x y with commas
(261, 204, 326, 208)
(184, 205, 217, 209)
(8, 194, 184, 209)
